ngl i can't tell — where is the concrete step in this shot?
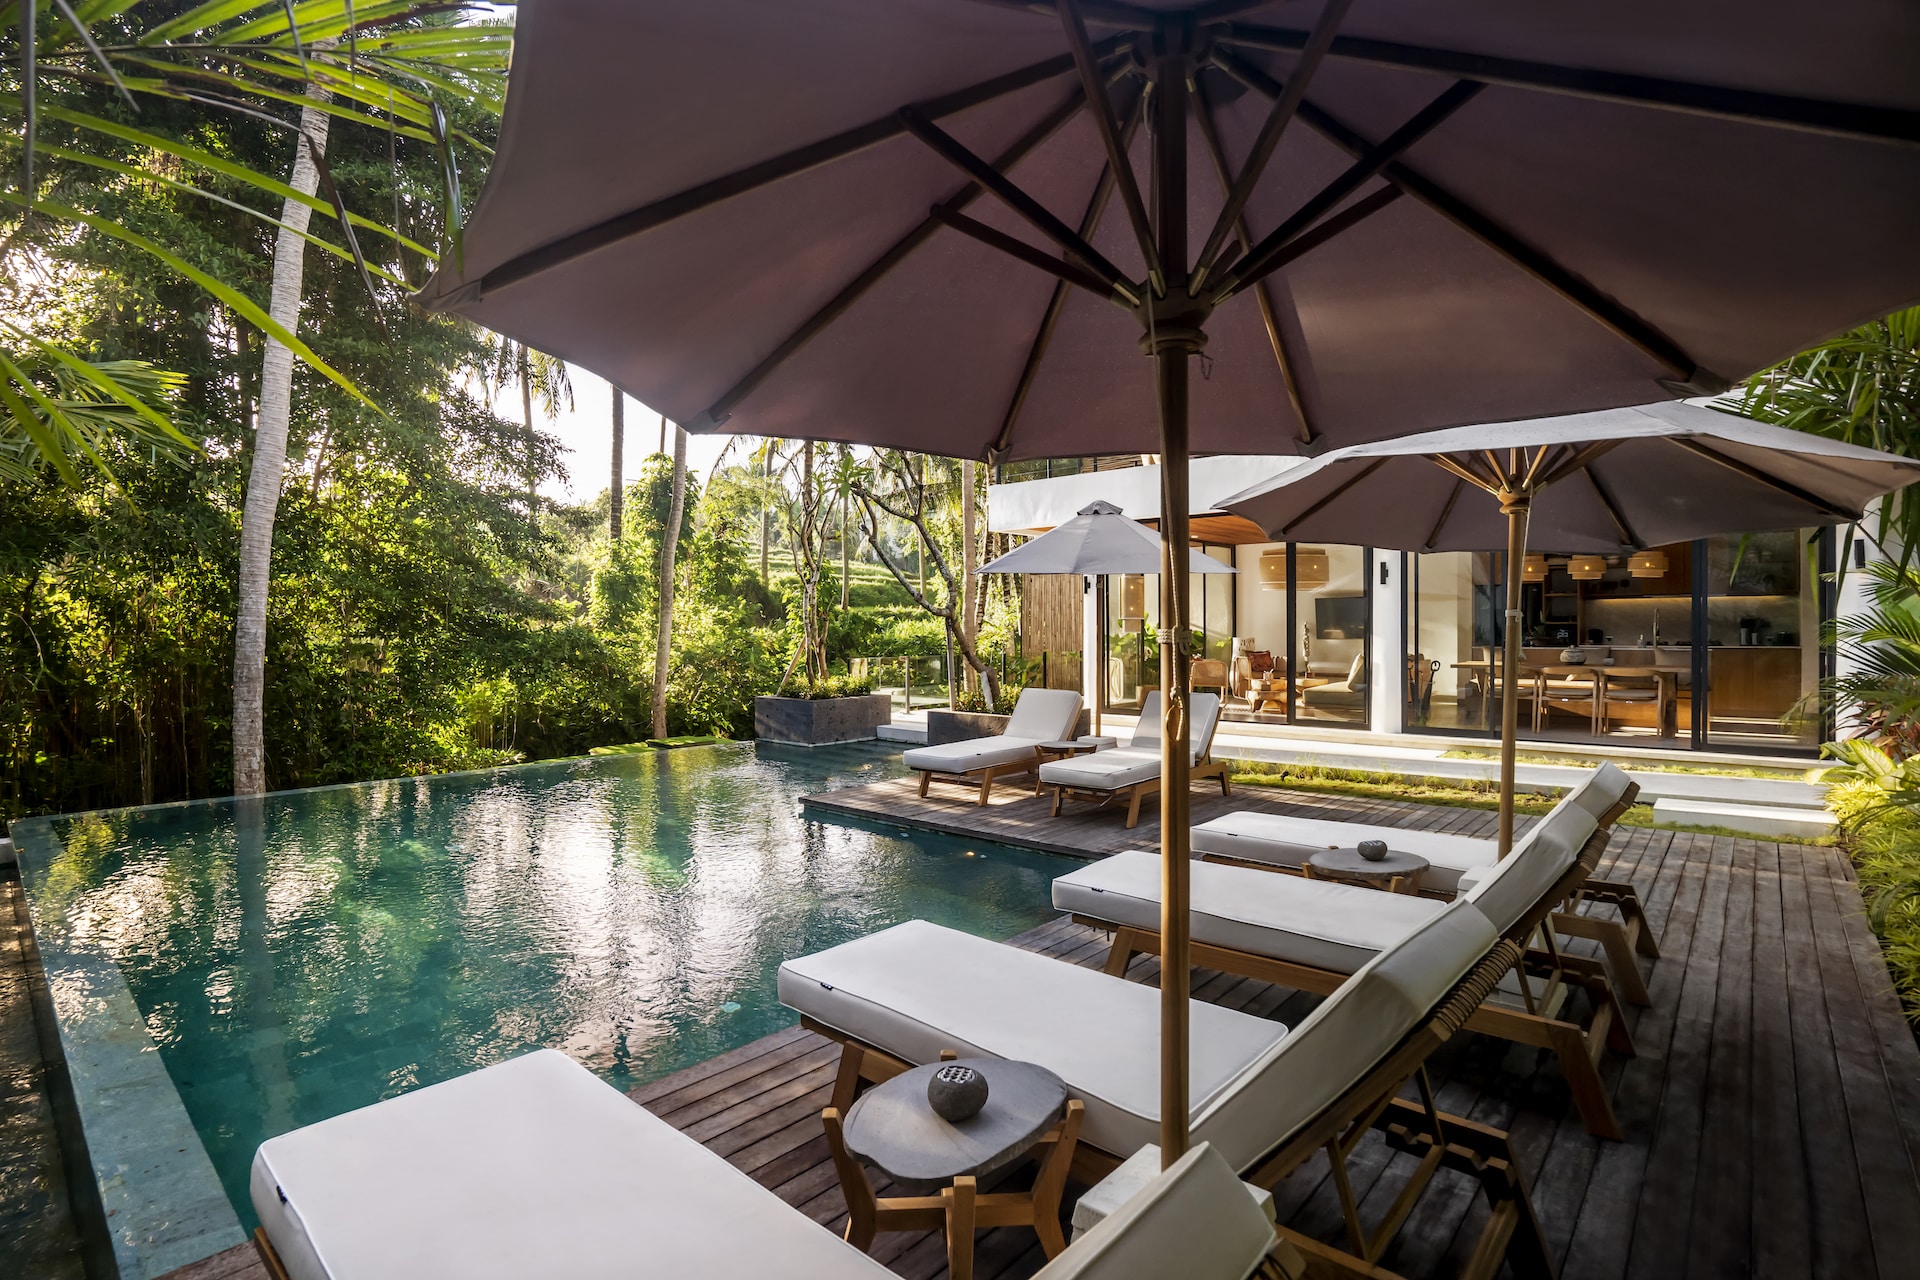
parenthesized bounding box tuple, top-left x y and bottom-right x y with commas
(1651, 797, 1837, 840)
(876, 724, 926, 744)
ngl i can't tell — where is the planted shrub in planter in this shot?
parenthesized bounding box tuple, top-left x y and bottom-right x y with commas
(754, 674, 890, 745)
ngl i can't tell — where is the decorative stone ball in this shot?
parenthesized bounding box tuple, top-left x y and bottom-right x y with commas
(928, 1063, 990, 1123)
(1357, 839, 1389, 863)
(1560, 648, 1586, 664)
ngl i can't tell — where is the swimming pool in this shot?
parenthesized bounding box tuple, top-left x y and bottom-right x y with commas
(14, 740, 1070, 1262)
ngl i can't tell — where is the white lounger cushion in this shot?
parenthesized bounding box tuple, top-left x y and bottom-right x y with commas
(1464, 803, 1596, 933)
(1565, 761, 1634, 820)
(1005, 687, 1086, 741)
(778, 920, 1287, 1159)
(903, 736, 1047, 774)
(1040, 747, 1163, 790)
(902, 687, 1082, 775)
(1053, 851, 1446, 973)
(1191, 812, 1499, 892)
(1050, 1143, 1276, 1280)
(1191, 901, 1498, 1166)
(250, 1049, 894, 1280)
(1039, 692, 1222, 790)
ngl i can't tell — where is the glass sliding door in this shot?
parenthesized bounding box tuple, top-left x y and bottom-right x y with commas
(1099, 544, 1239, 715)
(1699, 530, 1824, 750)
(1405, 530, 1832, 754)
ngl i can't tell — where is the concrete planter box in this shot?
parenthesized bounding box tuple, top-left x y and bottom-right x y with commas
(927, 707, 1090, 745)
(754, 694, 892, 746)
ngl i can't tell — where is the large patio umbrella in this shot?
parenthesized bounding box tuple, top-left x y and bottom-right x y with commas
(1218, 401, 1920, 852)
(978, 499, 1235, 734)
(422, 0, 1920, 1163)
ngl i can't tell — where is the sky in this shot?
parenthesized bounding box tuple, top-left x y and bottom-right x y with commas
(485, 364, 749, 506)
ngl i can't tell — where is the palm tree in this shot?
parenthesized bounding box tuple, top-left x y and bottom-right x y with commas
(652, 421, 687, 739)
(610, 387, 625, 540)
(2, 2, 509, 484)
(234, 78, 335, 795)
(2, 5, 509, 795)
(1731, 306, 1920, 568)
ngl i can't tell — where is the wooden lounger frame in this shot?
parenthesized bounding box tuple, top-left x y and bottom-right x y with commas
(1081, 787, 1644, 1141)
(803, 936, 1551, 1280)
(915, 755, 1042, 806)
(1048, 754, 1233, 828)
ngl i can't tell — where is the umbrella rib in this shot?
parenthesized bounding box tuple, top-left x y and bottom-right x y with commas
(932, 205, 1138, 306)
(1216, 185, 1405, 301)
(1209, 48, 1704, 383)
(1194, 80, 1316, 446)
(1422, 475, 1468, 551)
(1208, 80, 1484, 304)
(900, 106, 1137, 299)
(993, 82, 1147, 459)
(1665, 437, 1859, 521)
(1580, 464, 1638, 546)
(1432, 453, 1501, 492)
(1278, 457, 1391, 536)
(1057, 0, 1161, 292)
(1214, 23, 1920, 148)
(457, 42, 1129, 301)
(1536, 439, 1624, 489)
(686, 87, 1092, 431)
(1191, 0, 1357, 296)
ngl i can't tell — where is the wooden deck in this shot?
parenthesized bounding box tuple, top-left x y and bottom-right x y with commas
(798, 770, 1506, 859)
(162, 786, 1920, 1280)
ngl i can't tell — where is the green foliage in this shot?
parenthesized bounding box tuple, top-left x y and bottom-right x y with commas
(1731, 305, 1920, 569)
(787, 673, 876, 700)
(1826, 774, 1920, 1025)
(0, 1, 511, 481)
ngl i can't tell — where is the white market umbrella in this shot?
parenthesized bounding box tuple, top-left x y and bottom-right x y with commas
(979, 499, 1236, 734)
(1219, 402, 1920, 853)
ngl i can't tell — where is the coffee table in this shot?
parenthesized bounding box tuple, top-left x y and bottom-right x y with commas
(1305, 845, 1431, 895)
(825, 1057, 1083, 1280)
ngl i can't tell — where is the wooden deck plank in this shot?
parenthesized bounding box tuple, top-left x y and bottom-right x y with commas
(1685, 836, 1758, 1277)
(1746, 840, 1813, 1280)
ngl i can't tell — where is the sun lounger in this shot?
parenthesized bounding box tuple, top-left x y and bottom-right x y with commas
(1039, 691, 1229, 828)
(1191, 761, 1659, 1005)
(249, 1048, 1286, 1280)
(902, 687, 1083, 805)
(1054, 784, 1638, 1138)
(782, 902, 1555, 1279)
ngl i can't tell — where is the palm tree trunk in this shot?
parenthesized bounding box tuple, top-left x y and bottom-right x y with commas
(840, 489, 850, 608)
(609, 387, 624, 540)
(232, 86, 330, 797)
(651, 422, 687, 739)
(760, 443, 770, 580)
(519, 348, 536, 513)
(961, 458, 977, 693)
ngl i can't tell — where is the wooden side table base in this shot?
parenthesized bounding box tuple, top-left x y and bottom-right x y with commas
(822, 1098, 1084, 1279)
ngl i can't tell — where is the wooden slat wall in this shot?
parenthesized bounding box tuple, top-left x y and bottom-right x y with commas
(1020, 574, 1083, 656)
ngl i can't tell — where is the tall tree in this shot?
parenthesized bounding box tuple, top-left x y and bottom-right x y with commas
(487, 340, 571, 511)
(961, 457, 978, 693)
(652, 422, 688, 738)
(609, 387, 624, 540)
(233, 84, 332, 796)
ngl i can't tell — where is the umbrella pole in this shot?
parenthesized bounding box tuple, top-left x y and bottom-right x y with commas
(1498, 495, 1531, 856)
(1093, 575, 1104, 738)
(1151, 38, 1197, 1171)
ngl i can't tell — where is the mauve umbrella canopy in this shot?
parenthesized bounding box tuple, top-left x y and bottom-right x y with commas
(424, 0, 1920, 462)
(1216, 402, 1920, 553)
(977, 500, 1236, 575)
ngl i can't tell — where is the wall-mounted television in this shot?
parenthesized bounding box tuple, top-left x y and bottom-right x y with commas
(1315, 595, 1367, 639)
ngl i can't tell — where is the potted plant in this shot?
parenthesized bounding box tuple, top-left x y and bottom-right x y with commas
(754, 673, 891, 746)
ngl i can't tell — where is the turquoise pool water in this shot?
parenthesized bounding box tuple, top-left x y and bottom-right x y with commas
(22, 741, 1069, 1230)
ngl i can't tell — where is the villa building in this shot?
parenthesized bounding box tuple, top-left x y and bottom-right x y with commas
(991, 455, 1841, 758)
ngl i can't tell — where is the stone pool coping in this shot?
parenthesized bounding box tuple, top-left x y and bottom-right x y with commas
(10, 816, 247, 1280)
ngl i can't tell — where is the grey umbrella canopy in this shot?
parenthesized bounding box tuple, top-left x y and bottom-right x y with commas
(425, 0, 1920, 1166)
(978, 500, 1237, 575)
(979, 500, 1235, 734)
(1218, 402, 1920, 850)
